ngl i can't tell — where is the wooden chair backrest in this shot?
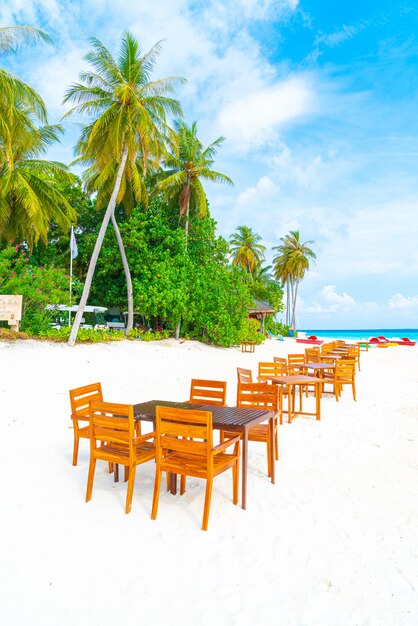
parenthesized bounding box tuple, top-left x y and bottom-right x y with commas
(273, 356, 287, 366)
(189, 379, 227, 406)
(258, 362, 281, 380)
(155, 406, 212, 461)
(89, 401, 135, 451)
(305, 347, 320, 361)
(272, 357, 288, 375)
(287, 353, 306, 366)
(70, 382, 103, 417)
(237, 368, 253, 384)
(237, 382, 280, 412)
(321, 343, 334, 354)
(335, 360, 355, 381)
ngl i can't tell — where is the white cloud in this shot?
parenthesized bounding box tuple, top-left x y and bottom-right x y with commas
(315, 24, 361, 48)
(299, 285, 356, 314)
(237, 175, 278, 204)
(388, 293, 418, 309)
(218, 77, 313, 149)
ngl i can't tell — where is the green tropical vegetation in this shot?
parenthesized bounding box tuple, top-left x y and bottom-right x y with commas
(0, 28, 317, 346)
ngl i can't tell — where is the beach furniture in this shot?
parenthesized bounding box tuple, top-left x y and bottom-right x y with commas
(69, 382, 103, 466)
(189, 379, 227, 406)
(151, 406, 240, 531)
(221, 383, 281, 477)
(237, 367, 253, 383)
(134, 400, 276, 509)
(263, 374, 323, 423)
(241, 340, 256, 352)
(86, 401, 156, 514)
(268, 330, 284, 341)
(296, 335, 323, 345)
(305, 347, 320, 362)
(322, 359, 356, 401)
(287, 353, 306, 374)
(258, 361, 284, 382)
(273, 356, 288, 373)
(347, 344, 361, 371)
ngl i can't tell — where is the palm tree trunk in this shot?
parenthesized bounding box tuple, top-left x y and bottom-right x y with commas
(292, 280, 299, 330)
(111, 212, 134, 333)
(67, 145, 129, 347)
(175, 197, 191, 340)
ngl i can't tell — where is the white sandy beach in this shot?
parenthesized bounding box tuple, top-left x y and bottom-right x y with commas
(1, 337, 417, 626)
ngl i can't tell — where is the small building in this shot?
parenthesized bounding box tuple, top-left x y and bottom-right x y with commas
(248, 299, 275, 332)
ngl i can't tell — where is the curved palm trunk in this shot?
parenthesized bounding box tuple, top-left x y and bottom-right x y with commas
(68, 145, 129, 347)
(111, 212, 134, 333)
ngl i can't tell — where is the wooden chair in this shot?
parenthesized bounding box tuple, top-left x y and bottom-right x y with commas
(334, 360, 356, 401)
(86, 401, 156, 514)
(347, 345, 361, 371)
(323, 359, 356, 401)
(305, 347, 320, 362)
(69, 382, 103, 466)
(221, 383, 281, 477)
(237, 367, 253, 384)
(258, 361, 283, 382)
(189, 379, 227, 406)
(287, 353, 306, 374)
(273, 356, 288, 374)
(151, 406, 240, 531)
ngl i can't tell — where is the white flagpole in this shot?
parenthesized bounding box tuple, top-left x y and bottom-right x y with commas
(69, 226, 73, 327)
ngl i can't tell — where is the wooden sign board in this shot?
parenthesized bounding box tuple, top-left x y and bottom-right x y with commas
(0, 295, 23, 331)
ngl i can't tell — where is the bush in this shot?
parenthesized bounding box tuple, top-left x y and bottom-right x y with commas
(128, 328, 171, 341)
(238, 318, 265, 345)
(0, 243, 80, 334)
(0, 327, 28, 342)
(30, 327, 126, 343)
(264, 317, 289, 337)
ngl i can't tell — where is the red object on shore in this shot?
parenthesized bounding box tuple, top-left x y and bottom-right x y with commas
(296, 335, 324, 345)
(369, 336, 416, 346)
(392, 337, 416, 346)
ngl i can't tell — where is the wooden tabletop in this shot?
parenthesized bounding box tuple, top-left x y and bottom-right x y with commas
(133, 400, 274, 430)
(304, 362, 335, 369)
(265, 375, 323, 384)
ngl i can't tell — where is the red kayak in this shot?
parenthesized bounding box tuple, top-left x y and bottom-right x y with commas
(296, 335, 324, 345)
(391, 337, 416, 346)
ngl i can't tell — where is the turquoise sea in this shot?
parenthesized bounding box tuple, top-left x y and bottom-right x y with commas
(301, 329, 418, 342)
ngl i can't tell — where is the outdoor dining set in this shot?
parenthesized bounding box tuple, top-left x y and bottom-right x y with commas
(69, 340, 361, 530)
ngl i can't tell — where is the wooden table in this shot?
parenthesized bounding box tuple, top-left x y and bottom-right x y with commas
(265, 375, 323, 423)
(134, 400, 275, 510)
(304, 362, 335, 394)
(241, 341, 256, 353)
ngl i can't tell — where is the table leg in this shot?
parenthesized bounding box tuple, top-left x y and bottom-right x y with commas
(170, 472, 178, 495)
(242, 427, 248, 510)
(316, 383, 321, 420)
(114, 464, 119, 482)
(269, 417, 275, 484)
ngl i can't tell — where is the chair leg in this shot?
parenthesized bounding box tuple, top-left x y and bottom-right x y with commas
(124, 466, 129, 482)
(125, 464, 136, 514)
(267, 436, 271, 478)
(202, 476, 213, 531)
(165, 472, 171, 492)
(108, 462, 114, 473)
(72, 429, 79, 466)
(180, 475, 186, 495)
(151, 467, 162, 520)
(275, 423, 279, 461)
(352, 380, 356, 401)
(85, 457, 96, 502)
(232, 461, 239, 505)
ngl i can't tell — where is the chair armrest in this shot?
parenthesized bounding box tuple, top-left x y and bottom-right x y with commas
(134, 431, 157, 444)
(212, 435, 241, 454)
(71, 414, 89, 422)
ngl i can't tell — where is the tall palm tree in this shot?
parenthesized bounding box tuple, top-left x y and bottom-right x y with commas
(0, 99, 76, 246)
(0, 26, 51, 55)
(230, 225, 266, 276)
(273, 230, 316, 330)
(63, 32, 184, 345)
(155, 120, 233, 238)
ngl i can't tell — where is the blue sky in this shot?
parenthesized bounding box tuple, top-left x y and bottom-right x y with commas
(2, 0, 418, 329)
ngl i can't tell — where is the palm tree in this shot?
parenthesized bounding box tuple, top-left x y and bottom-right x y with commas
(0, 26, 52, 129)
(0, 98, 76, 246)
(273, 230, 316, 330)
(63, 32, 184, 345)
(155, 120, 233, 238)
(0, 26, 51, 55)
(230, 226, 266, 276)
